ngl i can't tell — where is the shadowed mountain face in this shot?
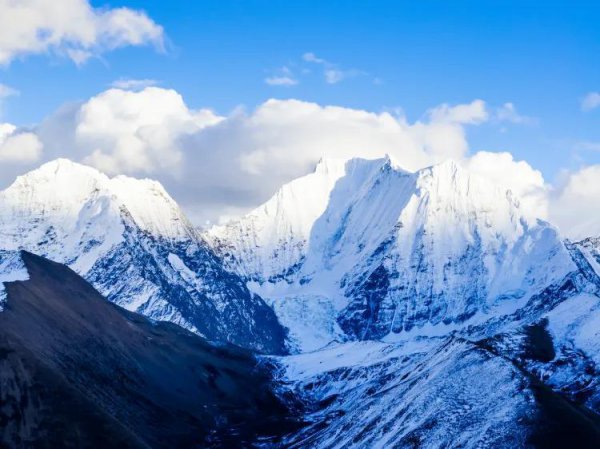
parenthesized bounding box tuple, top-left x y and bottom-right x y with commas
(0, 252, 300, 449)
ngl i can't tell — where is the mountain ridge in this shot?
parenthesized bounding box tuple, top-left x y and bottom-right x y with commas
(0, 159, 287, 354)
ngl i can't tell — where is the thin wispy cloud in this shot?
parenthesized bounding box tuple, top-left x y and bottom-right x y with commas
(111, 79, 160, 90)
(264, 66, 298, 86)
(265, 53, 370, 86)
(0, 83, 19, 119)
(0, 83, 18, 99)
(302, 52, 365, 84)
(302, 52, 327, 64)
(574, 140, 600, 152)
(581, 92, 600, 111)
(494, 102, 537, 125)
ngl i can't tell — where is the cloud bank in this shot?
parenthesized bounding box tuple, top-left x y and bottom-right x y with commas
(0, 86, 598, 239)
(0, 0, 164, 65)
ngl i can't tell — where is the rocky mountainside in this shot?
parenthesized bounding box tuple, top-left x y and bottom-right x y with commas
(0, 159, 286, 354)
(2, 157, 599, 448)
(0, 251, 299, 449)
(206, 157, 575, 351)
(205, 156, 600, 447)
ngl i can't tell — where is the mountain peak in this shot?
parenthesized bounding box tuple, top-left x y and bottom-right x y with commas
(20, 158, 108, 183)
(1, 159, 192, 241)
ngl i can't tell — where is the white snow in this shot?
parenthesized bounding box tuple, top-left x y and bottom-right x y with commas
(208, 156, 576, 350)
(0, 159, 206, 322)
(545, 293, 600, 365)
(0, 251, 29, 310)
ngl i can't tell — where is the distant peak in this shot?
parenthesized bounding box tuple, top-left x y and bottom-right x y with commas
(20, 158, 108, 182)
(314, 155, 398, 176)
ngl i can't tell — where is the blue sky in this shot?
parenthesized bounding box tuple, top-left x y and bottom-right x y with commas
(1, 0, 600, 179)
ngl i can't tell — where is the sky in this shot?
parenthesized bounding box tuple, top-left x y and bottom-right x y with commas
(0, 0, 599, 237)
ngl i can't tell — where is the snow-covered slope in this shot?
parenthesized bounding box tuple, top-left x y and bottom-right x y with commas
(0, 251, 29, 310)
(206, 157, 576, 351)
(275, 327, 600, 448)
(0, 159, 286, 353)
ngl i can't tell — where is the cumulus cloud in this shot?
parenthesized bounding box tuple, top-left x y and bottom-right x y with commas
(0, 0, 164, 65)
(465, 151, 548, 220)
(550, 165, 600, 239)
(581, 92, 600, 112)
(0, 123, 42, 163)
(5, 87, 597, 238)
(19, 89, 491, 223)
(45, 87, 223, 175)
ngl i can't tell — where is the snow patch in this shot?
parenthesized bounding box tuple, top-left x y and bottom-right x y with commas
(0, 251, 30, 310)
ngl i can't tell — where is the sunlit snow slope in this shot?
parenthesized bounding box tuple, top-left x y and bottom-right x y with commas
(207, 157, 576, 351)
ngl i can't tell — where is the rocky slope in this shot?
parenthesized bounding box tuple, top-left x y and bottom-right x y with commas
(0, 251, 299, 448)
(0, 159, 286, 354)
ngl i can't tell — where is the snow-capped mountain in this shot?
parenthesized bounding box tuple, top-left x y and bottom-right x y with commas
(0, 159, 286, 353)
(2, 156, 599, 447)
(206, 157, 575, 351)
(206, 156, 600, 446)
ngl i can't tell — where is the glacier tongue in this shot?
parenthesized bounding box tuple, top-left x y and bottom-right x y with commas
(0, 159, 287, 353)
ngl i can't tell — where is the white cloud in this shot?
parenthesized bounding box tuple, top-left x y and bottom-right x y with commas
(550, 165, 600, 239)
(324, 69, 360, 84)
(265, 76, 298, 86)
(465, 151, 548, 220)
(495, 102, 536, 124)
(0, 83, 18, 99)
(0, 0, 164, 65)
(110, 78, 159, 90)
(581, 92, 600, 112)
(0, 83, 19, 118)
(302, 52, 363, 84)
(303, 52, 326, 64)
(0, 123, 42, 163)
(265, 66, 299, 86)
(175, 98, 492, 222)
(73, 87, 222, 175)
(427, 99, 488, 124)
(27, 90, 491, 223)
(9, 88, 600, 239)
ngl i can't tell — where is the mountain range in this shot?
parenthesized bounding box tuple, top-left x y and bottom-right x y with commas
(1, 156, 599, 448)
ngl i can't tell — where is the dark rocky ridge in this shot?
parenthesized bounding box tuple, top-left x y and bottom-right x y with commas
(0, 251, 300, 449)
